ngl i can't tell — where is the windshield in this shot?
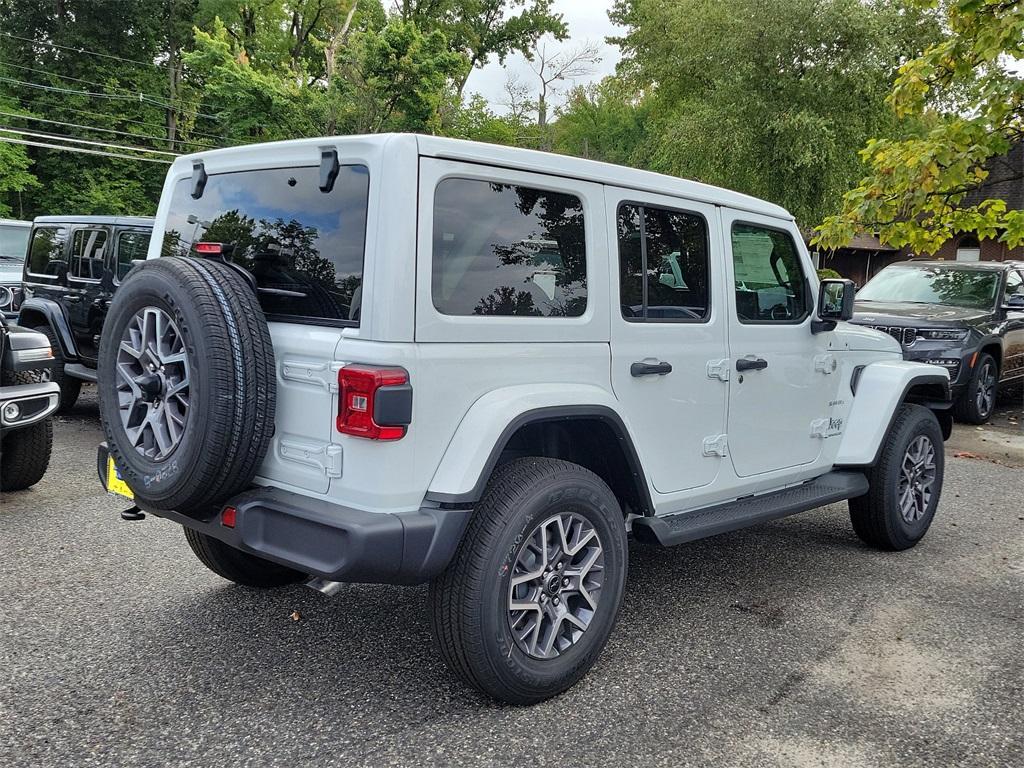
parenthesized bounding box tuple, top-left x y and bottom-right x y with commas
(0, 224, 30, 261)
(857, 265, 1000, 310)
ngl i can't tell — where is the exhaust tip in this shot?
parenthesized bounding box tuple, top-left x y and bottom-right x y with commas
(305, 576, 346, 597)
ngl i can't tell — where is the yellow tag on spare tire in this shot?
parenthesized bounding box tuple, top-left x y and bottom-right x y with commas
(106, 457, 134, 500)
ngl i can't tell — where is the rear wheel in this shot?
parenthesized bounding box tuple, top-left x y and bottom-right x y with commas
(849, 404, 944, 551)
(32, 324, 81, 412)
(429, 457, 627, 704)
(184, 528, 303, 587)
(954, 352, 998, 424)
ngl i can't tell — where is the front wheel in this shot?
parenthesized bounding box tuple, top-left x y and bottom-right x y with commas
(429, 457, 628, 705)
(849, 404, 944, 551)
(954, 352, 998, 424)
(32, 325, 81, 412)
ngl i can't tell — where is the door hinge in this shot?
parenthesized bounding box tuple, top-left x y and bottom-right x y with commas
(702, 434, 728, 457)
(279, 439, 343, 478)
(814, 353, 838, 375)
(281, 359, 342, 393)
(706, 359, 730, 381)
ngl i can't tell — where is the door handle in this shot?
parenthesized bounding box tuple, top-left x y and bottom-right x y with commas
(64, 295, 82, 303)
(736, 357, 768, 372)
(631, 360, 673, 377)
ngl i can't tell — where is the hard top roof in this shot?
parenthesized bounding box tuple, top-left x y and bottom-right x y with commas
(174, 133, 793, 220)
(33, 215, 154, 227)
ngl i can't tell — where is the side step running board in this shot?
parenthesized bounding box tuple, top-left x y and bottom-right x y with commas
(632, 471, 869, 547)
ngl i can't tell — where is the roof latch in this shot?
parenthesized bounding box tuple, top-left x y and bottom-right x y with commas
(190, 160, 208, 199)
(319, 148, 340, 193)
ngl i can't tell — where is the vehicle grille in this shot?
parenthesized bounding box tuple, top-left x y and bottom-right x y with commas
(863, 325, 917, 347)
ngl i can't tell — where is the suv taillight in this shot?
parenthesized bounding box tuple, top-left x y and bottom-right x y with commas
(337, 365, 411, 440)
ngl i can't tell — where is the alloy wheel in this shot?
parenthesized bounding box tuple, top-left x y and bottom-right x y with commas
(507, 512, 605, 659)
(898, 434, 936, 523)
(975, 361, 996, 418)
(115, 306, 191, 461)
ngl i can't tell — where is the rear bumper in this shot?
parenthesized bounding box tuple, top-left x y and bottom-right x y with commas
(97, 443, 471, 585)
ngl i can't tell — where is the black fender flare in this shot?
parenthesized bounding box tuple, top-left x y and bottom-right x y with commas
(424, 405, 655, 515)
(17, 297, 79, 361)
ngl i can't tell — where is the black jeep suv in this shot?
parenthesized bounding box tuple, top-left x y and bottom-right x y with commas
(17, 216, 153, 411)
(850, 260, 1024, 424)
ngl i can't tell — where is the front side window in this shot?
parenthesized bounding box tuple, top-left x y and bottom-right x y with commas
(162, 164, 369, 324)
(70, 229, 109, 280)
(618, 204, 710, 322)
(116, 231, 151, 281)
(1004, 269, 1023, 303)
(731, 223, 808, 323)
(432, 178, 587, 317)
(27, 226, 68, 276)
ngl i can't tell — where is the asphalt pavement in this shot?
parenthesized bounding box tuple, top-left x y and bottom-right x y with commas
(1, 387, 1022, 768)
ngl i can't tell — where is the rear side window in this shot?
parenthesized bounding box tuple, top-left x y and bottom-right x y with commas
(70, 229, 109, 280)
(161, 165, 369, 324)
(432, 178, 587, 317)
(27, 226, 68, 276)
(617, 204, 710, 322)
(116, 231, 151, 281)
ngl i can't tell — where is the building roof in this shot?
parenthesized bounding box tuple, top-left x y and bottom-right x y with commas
(965, 142, 1024, 210)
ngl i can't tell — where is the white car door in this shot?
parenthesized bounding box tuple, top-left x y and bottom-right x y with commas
(607, 189, 729, 493)
(722, 210, 838, 478)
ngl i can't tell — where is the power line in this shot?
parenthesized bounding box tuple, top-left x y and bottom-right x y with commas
(0, 75, 222, 120)
(0, 135, 171, 164)
(0, 109, 217, 150)
(0, 125, 179, 157)
(0, 58, 221, 114)
(39, 102, 228, 144)
(0, 31, 171, 73)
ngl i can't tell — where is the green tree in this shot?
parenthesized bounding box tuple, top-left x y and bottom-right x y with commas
(396, 0, 566, 101)
(606, 0, 942, 226)
(816, 0, 1024, 253)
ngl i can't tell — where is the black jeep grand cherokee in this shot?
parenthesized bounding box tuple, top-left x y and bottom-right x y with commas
(850, 260, 1024, 424)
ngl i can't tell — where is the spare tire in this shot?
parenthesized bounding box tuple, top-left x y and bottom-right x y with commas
(97, 257, 276, 514)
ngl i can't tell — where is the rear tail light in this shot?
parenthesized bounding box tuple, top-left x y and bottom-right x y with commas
(195, 242, 224, 255)
(337, 365, 412, 440)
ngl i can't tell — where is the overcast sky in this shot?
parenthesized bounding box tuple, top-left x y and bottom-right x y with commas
(464, 0, 623, 115)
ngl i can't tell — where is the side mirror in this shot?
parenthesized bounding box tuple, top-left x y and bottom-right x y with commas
(1003, 294, 1024, 311)
(817, 278, 855, 322)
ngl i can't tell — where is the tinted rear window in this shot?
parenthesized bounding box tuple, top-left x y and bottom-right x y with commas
(161, 165, 369, 324)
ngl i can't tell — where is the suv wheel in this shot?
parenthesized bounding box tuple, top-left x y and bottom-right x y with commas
(429, 457, 627, 704)
(849, 404, 944, 551)
(183, 528, 303, 587)
(1, 420, 53, 491)
(32, 325, 81, 412)
(954, 352, 998, 424)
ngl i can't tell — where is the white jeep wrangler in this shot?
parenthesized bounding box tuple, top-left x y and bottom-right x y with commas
(97, 134, 951, 704)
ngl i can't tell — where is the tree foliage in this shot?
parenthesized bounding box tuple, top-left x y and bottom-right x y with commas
(816, 0, 1024, 253)
(0, 0, 554, 218)
(598, 0, 942, 226)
